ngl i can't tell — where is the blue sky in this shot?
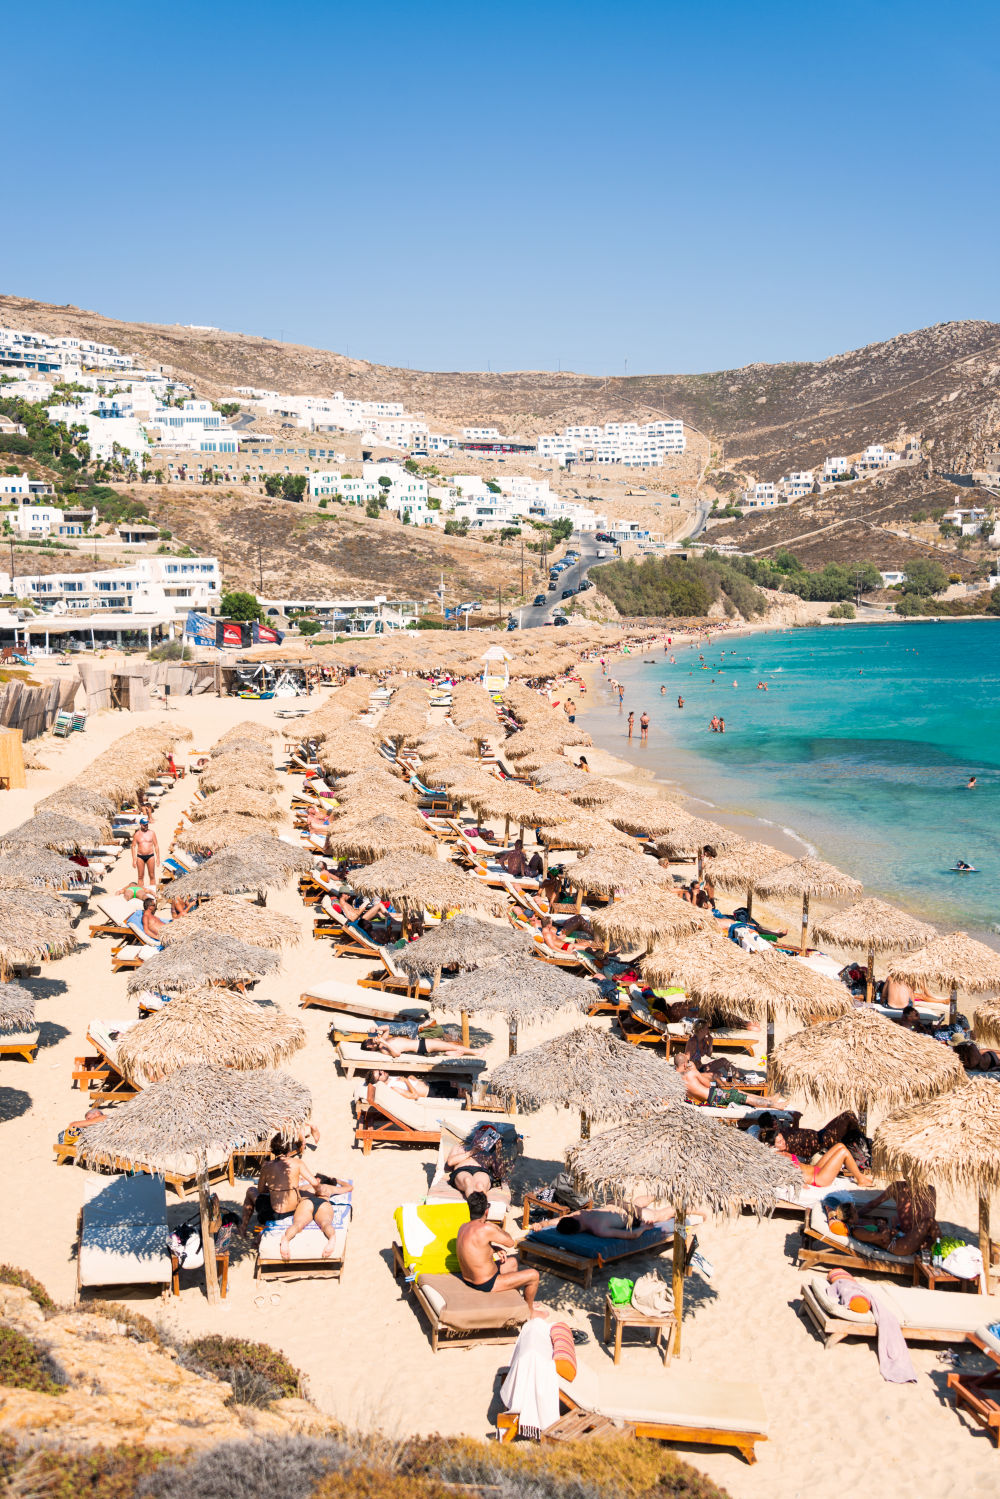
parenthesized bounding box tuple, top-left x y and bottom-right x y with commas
(4, 1, 999, 374)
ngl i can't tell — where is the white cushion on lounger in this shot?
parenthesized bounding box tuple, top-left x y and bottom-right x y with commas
(805, 1273, 893, 1323)
(88, 1019, 137, 1063)
(808, 1273, 1000, 1332)
(976, 1324, 1000, 1358)
(306, 980, 430, 1013)
(369, 1082, 466, 1131)
(78, 1173, 170, 1288)
(563, 1361, 768, 1435)
(258, 1220, 347, 1261)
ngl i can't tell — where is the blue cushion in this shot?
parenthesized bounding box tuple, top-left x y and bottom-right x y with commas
(526, 1224, 669, 1260)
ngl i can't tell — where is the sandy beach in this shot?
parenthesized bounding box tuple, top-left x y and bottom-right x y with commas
(0, 684, 997, 1499)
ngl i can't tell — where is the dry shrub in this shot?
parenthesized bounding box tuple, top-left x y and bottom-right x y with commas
(0, 1264, 55, 1312)
(312, 1471, 458, 1499)
(0, 1328, 66, 1395)
(182, 1336, 305, 1406)
(140, 1436, 353, 1499)
(79, 1302, 166, 1348)
(1, 1443, 166, 1499)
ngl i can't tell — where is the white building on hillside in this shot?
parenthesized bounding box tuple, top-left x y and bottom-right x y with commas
(310, 462, 433, 523)
(0, 555, 221, 616)
(855, 444, 900, 473)
(538, 419, 685, 466)
(779, 470, 815, 499)
(822, 456, 851, 480)
(740, 482, 778, 507)
(8, 502, 85, 539)
(148, 399, 239, 453)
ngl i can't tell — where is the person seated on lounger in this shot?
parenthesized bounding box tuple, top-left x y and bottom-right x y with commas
(773, 1139, 874, 1189)
(845, 1180, 938, 1257)
(456, 1191, 539, 1310)
(684, 1019, 740, 1075)
(495, 839, 543, 879)
(372, 1066, 430, 1098)
(238, 1136, 340, 1261)
(360, 1027, 479, 1060)
(553, 1208, 651, 1241)
(58, 1107, 107, 1144)
(882, 975, 942, 1010)
(537, 871, 565, 909)
(169, 895, 195, 919)
(673, 1052, 786, 1109)
(444, 1122, 513, 1197)
(140, 896, 169, 939)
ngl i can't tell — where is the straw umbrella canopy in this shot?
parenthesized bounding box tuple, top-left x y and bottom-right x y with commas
(755, 857, 864, 950)
(0, 849, 89, 891)
(0, 904, 77, 979)
(126, 931, 281, 997)
(156, 855, 272, 903)
(567, 1109, 801, 1352)
(350, 853, 495, 929)
(199, 760, 279, 794)
(607, 801, 695, 838)
(0, 811, 109, 853)
(189, 788, 282, 823)
(565, 778, 625, 808)
(563, 848, 671, 903)
(379, 705, 428, 746)
(75, 1063, 311, 1302)
(390, 913, 534, 1015)
(174, 814, 275, 855)
(536, 814, 634, 857)
(438, 956, 597, 1054)
(224, 835, 313, 878)
(331, 768, 414, 802)
(116, 987, 306, 1088)
(590, 890, 715, 948)
(36, 786, 118, 821)
(812, 899, 937, 1002)
(326, 796, 430, 832)
(768, 1006, 965, 1126)
(888, 932, 1000, 1023)
(1, 888, 77, 925)
(973, 1001, 1000, 1050)
(465, 783, 570, 843)
(322, 814, 437, 863)
(489, 1026, 685, 1136)
(705, 841, 794, 919)
(215, 721, 278, 745)
(159, 897, 301, 951)
(0, 981, 36, 1035)
(873, 1079, 1000, 1291)
(318, 736, 381, 776)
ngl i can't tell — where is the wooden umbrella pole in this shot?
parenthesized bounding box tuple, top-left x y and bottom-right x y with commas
(197, 1160, 220, 1305)
(504, 815, 511, 843)
(766, 1003, 774, 1063)
(672, 1208, 686, 1355)
(745, 886, 753, 921)
(461, 1008, 470, 1049)
(980, 1195, 992, 1296)
(866, 946, 875, 1004)
(580, 1110, 590, 1140)
(800, 892, 810, 953)
(950, 985, 958, 1025)
(508, 1016, 518, 1057)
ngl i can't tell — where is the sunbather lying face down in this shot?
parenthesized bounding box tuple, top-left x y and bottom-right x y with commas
(554, 1208, 650, 1240)
(360, 1027, 478, 1059)
(455, 1191, 539, 1310)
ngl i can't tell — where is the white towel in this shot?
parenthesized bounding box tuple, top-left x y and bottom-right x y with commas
(500, 1320, 559, 1440)
(401, 1203, 436, 1260)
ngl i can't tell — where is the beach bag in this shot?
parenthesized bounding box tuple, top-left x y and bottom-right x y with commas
(607, 1278, 634, 1305)
(551, 1172, 589, 1211)
(631, 1271, 674, 1317)
(550, 1322, 577, 1380)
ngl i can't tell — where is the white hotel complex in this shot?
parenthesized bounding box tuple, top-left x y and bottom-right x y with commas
(0, 556, 221, 617)
(537, 419, 685, 466)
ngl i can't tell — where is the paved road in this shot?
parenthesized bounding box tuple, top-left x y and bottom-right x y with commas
(517, 539, 604, 629)
(684, 499, 712, 540)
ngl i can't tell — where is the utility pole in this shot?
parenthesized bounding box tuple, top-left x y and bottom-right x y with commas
(519, 537, 524, 597)
(257, 542, 263, 593)
(9, 540, 14, 593)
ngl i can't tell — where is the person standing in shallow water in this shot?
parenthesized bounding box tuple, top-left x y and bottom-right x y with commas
(640, 712, 649, 742)
(627, 711, 634, 739)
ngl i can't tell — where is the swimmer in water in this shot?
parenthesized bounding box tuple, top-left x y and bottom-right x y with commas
(967, 776, 977, 789)
(660, 685, 666, 695)
(677, 696, 684, 709)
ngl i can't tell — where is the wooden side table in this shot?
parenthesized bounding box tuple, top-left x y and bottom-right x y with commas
(603, 1294, 677, 1365)
(912, 1255, 980, 1293)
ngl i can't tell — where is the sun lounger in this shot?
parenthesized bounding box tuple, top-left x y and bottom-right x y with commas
(88, 894, 145, 939)
(392, 1202, 529, 1351)
(498, 1359, 768, 1465)
(425, 1116, 518, 1206)
(314, 906, 391, 958)
(623, 1011, 761, 1059)
(797, 1193, 917, 1276)
(800, 1271, 1000, 1350)
(299, 977, 431, 1020)
(356, 945, 434, 997)
(947, 1323, 1000, 1445)
(354, 1081, 472, 1153)
(255, 1196, 351, 1281)
(0, 1027, 40, 1063)
(336, 1040, 486, 1085)
(518, 1221, 673, 1290)
(76, 1173, 172, 1300)
(72, 1019, 139, 1102)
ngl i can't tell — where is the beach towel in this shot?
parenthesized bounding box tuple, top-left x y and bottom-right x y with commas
(829, 1275, 917, 1383)
(499, 1319, 559, 1440)
(401, 1203, 437, 1259)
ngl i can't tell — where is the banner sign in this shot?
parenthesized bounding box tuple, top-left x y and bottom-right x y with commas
(183, 611, 217, 649)
(252, 622, 285, 644)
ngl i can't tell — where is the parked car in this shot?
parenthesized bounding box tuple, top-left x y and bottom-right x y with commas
(547, 580, 557, 590)
(532, 594, 546, 606)
(596, 549, 607, 557)
(577, 578, 593, 590)
(552, 615, 569, 626)
(561, 588, 574, 599)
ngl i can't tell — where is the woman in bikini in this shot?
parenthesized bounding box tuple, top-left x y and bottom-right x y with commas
(238, 1137, 342, 1260)
(773, 1134, 874, 1188)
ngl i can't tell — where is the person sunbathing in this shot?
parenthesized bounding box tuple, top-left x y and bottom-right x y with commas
(58, 1107, 107, 1144)
(360, 1027, 478, 1059)
(846, 1180, 937, 1256)
(534, 915, 595, 955)
(762, 1111, 867, 1164)
(684, 1019, 738, 1075)
(456, 1191, 539, 1310)
(496, 839, 543, 879)
(773, 1139, 874, 1189)
(553, 1208, 649, 1240)
(883, 975, 942, 1010)
(118, 878, 145, 901)
(445, 1122, 512, 1197)
(239, 1136, 340, 1261)
(673, 1052, 786, 1108)
(140, 896, 168, 939)
(372, 1066, 430, 1098)
(955, 1040, 1000, 1071)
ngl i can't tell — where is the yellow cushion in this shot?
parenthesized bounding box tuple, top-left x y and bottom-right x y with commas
(394, 1202, 470, 1275)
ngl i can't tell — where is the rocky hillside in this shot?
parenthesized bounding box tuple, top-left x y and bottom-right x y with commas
(4, 295, 1000, 477)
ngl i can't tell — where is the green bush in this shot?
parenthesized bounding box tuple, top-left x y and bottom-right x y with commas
(592, 555, 767, 620)
(828, 602, 856, 619)
(0, 1327, 65, 1394)
(0, 1263, 55, 1310)
(183, 1335, 304, 1405)
(298, 620, 322, 635)
(148, 641, 192, 661)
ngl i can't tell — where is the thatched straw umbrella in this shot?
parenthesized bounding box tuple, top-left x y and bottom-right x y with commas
(216, 721, 278, 746)
(0, 907, 77, 979)
(326, 796, 429, 832)
(567, 1109, 800, 1352)
(811, 899, 937, 1003)
(590, 890, 714, 948)
(317, 734, 381, 776)
(873, 1079, 1000, 1291)
(322, 815, 437, 863)
(705, 841, 794, 921)
(0, 981, 35, 1034)
(973, 1000, 1000, 1050)
(0, 811, 109, 853)
(563, 848, 670, 905)
(390, 914, 533, 1039)
(768, 1006, 965, 1128)
(189, 788, 282, 823)
(489, 1026, 685, 1137)
(888, 932, 1000, 1024)
(438, 956, 596, 1054)
(126, 931, 281, 997)
(36, 786, 118, 821)
(1, 889, 77, 926)
(536, 814, 634, 861)
(159, 898, 301, 951)
(332, 768, 413, 802)
(606, 801, 694, 838)
(199, 760, 279, 794)
(165, 855, 268, 903)
(379, 705, 428, 746)
(755, 857, 863, 951)
(76, 1064, 311, 1302)
(642, 929, 854, 1046)
(465, 783, 570, 844)
(175, 814, 275, 855)
(0, 850, 89, 892)
(224, 835, 313, 878)
(350, 853, 494, 933)
(116, 987, 305, 1088)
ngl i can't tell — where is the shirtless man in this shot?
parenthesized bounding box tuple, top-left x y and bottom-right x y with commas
(674, 1052, 785, 1108)
(130, 818, 159, 889)
(496, 839, 543, 879)
(455, 1191, 539, 1310)
(360, 1028, 478, 1059)
(239, 1136, 340, 1260)
(140, 896, 168, 940)
(883, 975, 941, 1010)
(640, 712, 649, 741)
(553, 1208, 648, 1241)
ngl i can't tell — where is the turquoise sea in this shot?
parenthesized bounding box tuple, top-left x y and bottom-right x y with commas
(580, 620, 1000, 938)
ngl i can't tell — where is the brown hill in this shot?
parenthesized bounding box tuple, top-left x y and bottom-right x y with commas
(4, 295, 1000, 477)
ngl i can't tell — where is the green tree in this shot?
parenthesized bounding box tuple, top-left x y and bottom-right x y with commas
(297, 618, 322, 635)
(895, 592, 925, 616)
(318, 495, 328, 508)
(220, 590, 263, 622)
(903, 558, 947, 595)
(403, 459, 420, 474)
(218, 402, 240, 417)
(365, 498, 382, 519)
(486, 480, 501, 494)
(444, 518, 470, 536)
(550, 517, 573, 542)
(281, 474, 307, 502)
(263, 474, 283, 497)
(402, 509, 411, 525)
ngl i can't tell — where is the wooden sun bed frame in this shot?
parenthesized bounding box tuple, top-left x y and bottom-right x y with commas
(53, 1136, 235, 1198)
(0, 1030, 39, 1063)
(72, 1036, 138, 1104)
(947, 1333, 1000, 1445)
(799, 1281, 985, 1350)
(254, 1238, 347, 1282)
(517, 1227, 673, 1290)
(796, 1225, 916, 1278)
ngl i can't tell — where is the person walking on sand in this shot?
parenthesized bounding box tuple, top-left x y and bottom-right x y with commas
(640, 712, 649, 742)
(130, 818, 159, 889)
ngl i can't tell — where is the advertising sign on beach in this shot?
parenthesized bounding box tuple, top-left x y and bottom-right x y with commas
(183, 611, 217, 649)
